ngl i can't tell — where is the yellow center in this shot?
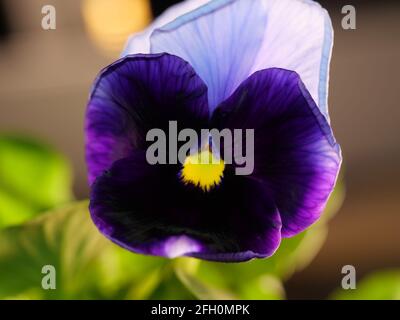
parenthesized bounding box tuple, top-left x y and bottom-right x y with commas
(180, 150, 225, 192)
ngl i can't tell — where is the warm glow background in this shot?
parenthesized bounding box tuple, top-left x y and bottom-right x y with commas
(0, 0, 399, 299)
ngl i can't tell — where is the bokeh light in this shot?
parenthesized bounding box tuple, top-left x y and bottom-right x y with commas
(82, 0, 152, 57)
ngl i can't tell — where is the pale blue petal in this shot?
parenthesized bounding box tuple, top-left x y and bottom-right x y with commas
(124, 0, 333, 118)
(251, 0, 333, 120)
(150, 0, 268, 113)
(121, 0, 211, 55)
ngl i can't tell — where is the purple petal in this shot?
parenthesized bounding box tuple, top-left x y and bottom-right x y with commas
(212, 68, 342, 237)
(90, 152, 281, 262)
(85, 53, 209, 184)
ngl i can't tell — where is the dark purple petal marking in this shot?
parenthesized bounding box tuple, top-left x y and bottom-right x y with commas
(212, 68, 342, 237)
(85, 53, 209, 184)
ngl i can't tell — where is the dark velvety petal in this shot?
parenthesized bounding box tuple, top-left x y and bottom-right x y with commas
(212, 68, 342, 237)
(85, 53, 209, 184)
(187, 175, 282, 262)
(90, 152, 281, 262)
(89, 152, 193, 257)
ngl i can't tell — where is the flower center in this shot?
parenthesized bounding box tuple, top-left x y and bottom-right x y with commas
(180, 149, 225, 192)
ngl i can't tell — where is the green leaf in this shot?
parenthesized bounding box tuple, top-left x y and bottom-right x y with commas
(93, 243, 168, 299)
(174, 258, 237, 300)
(331, 270, 400, 300)
(0, 135, 73, 228)
(0, 200, 172, 299)
(125, 268, 164, 300)
(173, 258, 286, 300)
(0, 201, 106, 299)
(148, 264, 198, 300)
(237, 275, 285, 300)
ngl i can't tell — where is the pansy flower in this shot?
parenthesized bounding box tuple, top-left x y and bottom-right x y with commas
(85, 0, 342, 262)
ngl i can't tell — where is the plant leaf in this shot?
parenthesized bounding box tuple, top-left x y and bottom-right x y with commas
(0, 135, 73, 228)
(331, 270, 400, 300)
(174, 258, 237, 300)
(0, 200, 171, 299)
(238, 275, 285, 300)
(0, 201, 105, 299)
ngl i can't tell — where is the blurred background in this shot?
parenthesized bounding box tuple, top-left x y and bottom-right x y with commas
(0, 0, 399, 299)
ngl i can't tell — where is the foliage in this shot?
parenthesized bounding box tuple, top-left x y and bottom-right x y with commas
(0, 136, 72, 228)
(332, 270, 400, 300)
